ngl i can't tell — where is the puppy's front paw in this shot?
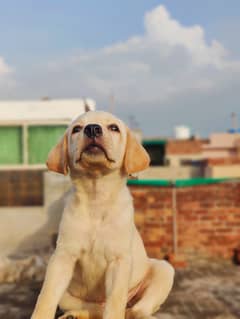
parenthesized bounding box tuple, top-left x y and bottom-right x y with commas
(58, 310, 101, 319)
(58, 310, 87, 319)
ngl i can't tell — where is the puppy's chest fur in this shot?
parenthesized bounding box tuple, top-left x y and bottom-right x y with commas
(68, 225, 110, 301)
(58, 195, 133, 300)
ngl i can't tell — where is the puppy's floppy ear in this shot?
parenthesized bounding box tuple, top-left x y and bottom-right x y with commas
(124, 129, 150, 175)
(46, 133, 68, 175)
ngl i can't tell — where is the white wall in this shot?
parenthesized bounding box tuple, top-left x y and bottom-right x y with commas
(205, 165, 240, 178)
(0, 207, 46, 256)
(139, 166, 203, 180)
(0, 172, 71, 257)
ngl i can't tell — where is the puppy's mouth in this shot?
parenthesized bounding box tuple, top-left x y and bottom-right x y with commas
(77, 143, 115, 163)
(84, 143, 107, 155)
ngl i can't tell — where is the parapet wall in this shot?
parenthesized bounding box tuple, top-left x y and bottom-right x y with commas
(0, 170, 239, 262)
(130, 182, 240, 260)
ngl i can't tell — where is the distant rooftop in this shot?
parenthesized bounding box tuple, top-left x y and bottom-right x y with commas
(0, 98, 96, 123)
(203, 132, 240, 149)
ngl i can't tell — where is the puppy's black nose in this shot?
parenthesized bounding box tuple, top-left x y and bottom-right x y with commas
(84, 124, 103, 138)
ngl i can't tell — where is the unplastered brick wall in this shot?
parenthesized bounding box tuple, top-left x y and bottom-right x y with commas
(166, 140, 203, 155)
(0, 170, 44, 206)
(129, 182, 240, 260)
(205, 157, 240, 166)
(131, 187, 173, 259)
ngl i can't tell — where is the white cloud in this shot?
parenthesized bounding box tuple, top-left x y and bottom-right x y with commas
(3, 5, 240, 135)
(42, 4, 239, 108)
(0, 56, 15, 96)
(0, 56, 12, 76)
(144, 6, 228, 67)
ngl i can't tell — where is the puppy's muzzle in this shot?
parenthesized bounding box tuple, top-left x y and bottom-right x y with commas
(78, 123, 116, 163)
(84, 124, 103, 139)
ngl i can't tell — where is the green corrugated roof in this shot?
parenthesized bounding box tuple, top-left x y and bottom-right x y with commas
(142, 139, 166, 146)
(128, 179, 171, 187)
(127, 177, 237, 188)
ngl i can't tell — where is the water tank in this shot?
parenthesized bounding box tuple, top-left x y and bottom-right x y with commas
(175, 126, 191, 140)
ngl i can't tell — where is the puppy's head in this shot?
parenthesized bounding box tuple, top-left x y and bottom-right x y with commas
(47, 111, 150, 176)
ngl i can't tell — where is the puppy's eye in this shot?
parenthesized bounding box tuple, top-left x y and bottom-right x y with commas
(108, 124, 120, 132)
(72, 125, 82, 134)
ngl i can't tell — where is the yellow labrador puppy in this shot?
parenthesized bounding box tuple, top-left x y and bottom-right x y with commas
(31, 111, 174, 319)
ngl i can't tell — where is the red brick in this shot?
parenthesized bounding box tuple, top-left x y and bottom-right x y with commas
(129, 182, 240, 261)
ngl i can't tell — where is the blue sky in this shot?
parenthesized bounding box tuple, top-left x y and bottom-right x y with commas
(0, 0, 240, 136)
(1, 0, 240, 58)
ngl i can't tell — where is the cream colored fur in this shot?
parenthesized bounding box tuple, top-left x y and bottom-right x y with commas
(31, 111, 174, 319)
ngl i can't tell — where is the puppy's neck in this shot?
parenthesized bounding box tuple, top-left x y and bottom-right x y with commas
(71, 170, 127, 204)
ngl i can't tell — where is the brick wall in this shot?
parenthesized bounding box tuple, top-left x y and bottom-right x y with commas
(0, 170, 43, 206)
(132, 186, 173, 258)
(205, 157, 240, 166)
(1, 171, 239, 261)
(130, 182, 240, 260)
(166, 140, 203, 155)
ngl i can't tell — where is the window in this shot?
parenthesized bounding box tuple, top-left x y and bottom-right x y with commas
(0, 124, 68, 166)
(0, 126, 22, 164)
(143, 141, 166, 166)
(28, 125, 67, 164)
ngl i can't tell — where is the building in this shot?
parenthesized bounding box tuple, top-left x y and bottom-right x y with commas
(140, 138, 206, 179)
(140, 132, 240, 180)
(202, 132, 240, 159)
(202, 132, 240, 178)
(0, 98, 95, 255)
(0, 98, 95, 169)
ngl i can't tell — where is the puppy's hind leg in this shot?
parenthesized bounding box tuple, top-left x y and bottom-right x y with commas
(127, 259, 174, 319)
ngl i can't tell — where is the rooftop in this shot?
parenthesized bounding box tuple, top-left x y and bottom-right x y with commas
(0, 98, 96, 123)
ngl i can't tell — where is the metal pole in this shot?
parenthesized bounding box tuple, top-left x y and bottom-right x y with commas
(172, 182, 178, 255)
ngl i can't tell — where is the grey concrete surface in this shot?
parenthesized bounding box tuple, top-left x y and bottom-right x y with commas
(0, 260, 239, 319)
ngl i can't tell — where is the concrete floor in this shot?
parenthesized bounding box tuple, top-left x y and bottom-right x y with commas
(0, 260, 239, 319)
(160, 260, 240, 319)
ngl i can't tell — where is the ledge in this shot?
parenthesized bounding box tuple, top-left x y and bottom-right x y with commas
(127, 177, 239, 188)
